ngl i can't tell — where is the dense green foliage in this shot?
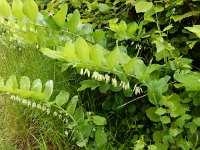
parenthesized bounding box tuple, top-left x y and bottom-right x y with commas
(1, 0, 200, 149)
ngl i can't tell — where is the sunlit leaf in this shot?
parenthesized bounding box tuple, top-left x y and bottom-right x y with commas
(64, 41, 78, 62)
(55, 90, 70, 106)
(92, 116, 107, 125)
(107, 47, 120, 69)
(22, 0, 38, 23)
(66, 9, 80, 33)
(0, 0, 11, 18)
(95, 128, 107, 147)
(20, 76, 30, 90)
(43, 80, 53, 101)
(54, 3, 68, 27)
(12, 0, 24, 19)
(66, 96, 78, 116)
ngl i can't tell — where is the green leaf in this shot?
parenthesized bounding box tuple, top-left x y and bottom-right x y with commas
(12, 0, 24, 19)
(20, 76, 30, 91)
(174, 71, 200, 91)
(40, 48, 66, 61)
(66, 9, 80, 33)
(163, 24, 173, 32)
(155, 107, 166, 115)
(95, 128, 107, 147)
(73, 107, 84, 122)
(78, 80, 100, 91)
(55, 90, 70, 106)
(123, 57, 147, 80)
(6, 74, 18, 89)
(92, 116, 107, 125)
(92, 30, 107, 47)
(22, 0, 38, 23)
(97, 3, 110, 13)
(185, 25, 200, 38)
(172, 11, 200, 22)
(75, 37, 90, 63)
(64, 41, 78, 62)
(127, 22, 138, 36)
(66, 96, 78, 116)
(134, 140, 146, 150)
(69, 0, 81, 7)
(107, 47, 120, 69)
(43, 80, 53, 101)
(90, 44, 105, 66)
(135, 1, 153, 13)
(31, 79, 42, 92)
(119, 20, 127, 31)
(169, 128, 183, 137)
(54, 3, 68, 27)
(0, 0, 11, 18)
(148, 145, 157, 150)
(146, 107, 160, 122)
(193, 117, 200, 126)
(160, 116, 171, 124)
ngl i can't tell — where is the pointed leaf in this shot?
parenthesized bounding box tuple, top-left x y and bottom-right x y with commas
(64, 41, 78, 62)
(107, 47, 120, 69)
(146, 107, 160, 122)
(20, 76, 30, 90)
(75, 37, 90, 63)
(12, 0, 24, 19)
(123, 57, 146, 79)
(55, 90, 70, 106)
(66, 9, 80, 33)
(66, 96, 78, 116)
(92, 116, 107, 125)
(95, 128, 107, 147)
(74, 107, 84, 122)
(43, 80, 53, 101)
(22, 0, 38, 23)
(54, 3, 68, 27)
(155, 107, 167, 115)
(31, 79, 42, 92)
(40, 48, 66, 61)
(90, 44, 105, 66)
(6, 74, 18, 89)
(160, 116, 171, 124)
(135, 1, 153, 13)
(0, 0, 11, 18)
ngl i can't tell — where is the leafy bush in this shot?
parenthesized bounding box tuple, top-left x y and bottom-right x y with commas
(1, 0, 200, 149)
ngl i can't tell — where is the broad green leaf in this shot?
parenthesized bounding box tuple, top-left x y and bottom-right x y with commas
(119, 20, 127, 31)
(123, 57, 147, 80)
(40, 48, 66, 61)
(69, 0, 81, 7)
(77, 80, 100, 91)
(172, 11, 200, 22)
(6, 74, 18, 89)
(148, 145, 157, 150)
(147, 76, 170, 105)
(73, 107, 84, 122)
(160, 116, 171, 124)
(92, 116, 107, 125)
(22, 0, 38, 23)
(55, 90, 70, 106)
(75, 37, 90, 63)
(169, 128, 183, 137)
(43, 80, 53, 101)
(54, 3, 68, 27)
(97, 3, 110, 13)
(127, 22, 138, 36)
(0, 76, 4, 87)
(76, 139, 88, 147)
(12, 0, 24, 19)
(92, 30, 107, 47)
(90, 44, 105, 66)
(64, 41, 78, 62)
(146, 107, 160, 122)
(134, 140, 146, 150)
(95, 128, 107, 147)
(185, 25, 200, 38)
(66, 96, 78, 116)
(31, 79, 42, 92)
(163, 24, 173, 32)
(0, 0, 11, 18)
(20, 76, 30, 90)
(107, 47, 120, 69)
(155, 107, 166, 115)
(66, 9, 80, 33)
(174, 71, 200, 91)
(135, 1, 153, 13)
(193, 117, 200, 126)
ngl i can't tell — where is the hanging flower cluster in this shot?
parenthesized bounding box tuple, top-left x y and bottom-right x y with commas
(80, 68, 143, 94)
(9, 94, 68, 123)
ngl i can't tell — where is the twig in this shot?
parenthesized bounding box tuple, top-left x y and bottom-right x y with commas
(116, 94, 147, 109)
